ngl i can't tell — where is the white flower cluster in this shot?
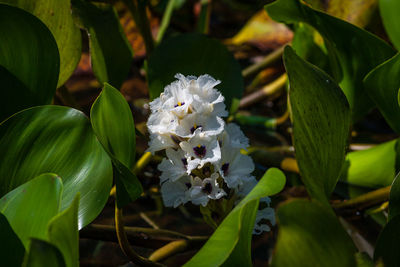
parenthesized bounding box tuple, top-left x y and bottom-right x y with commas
(147, 73, 274, 234)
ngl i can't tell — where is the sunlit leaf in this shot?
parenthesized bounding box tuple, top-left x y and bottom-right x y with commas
(266, 0, 395, 121)
(148, 33, 244, 109)
(47, 194, 80, 267)
(380, 0, 400, 50)
(1, 0, 81, 87)
(0, 174, 62, 248)
(0, 4, 59, 122)
(271, 199, 357, 267)
(184, 168, 286, 267)
(0, 106, 113, 228)
(23, 238, 66, 267)
(340, 139, 399, 188)
(72, 0, 133, 89)
(0, 213, 25, 267)
(364, 53, 400, 133)
(91, 83, 143, 207)
(283, 46, 350, 203)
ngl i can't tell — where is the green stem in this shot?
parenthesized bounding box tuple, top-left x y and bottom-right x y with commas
(156, 0, 176, 43)
(149, 240, 189, 262)
(123, 0, 155, 55)
(115, 204, 164, 266)
(242, 45, 285, 78)
(332, 186, 391, 209)
(197, 0, 211, 34)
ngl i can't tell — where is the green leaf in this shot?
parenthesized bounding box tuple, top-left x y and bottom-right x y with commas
(265, 0, 395, 121)
(374, 214, 400, 266)
(91, 83, 136, 167)
(0, 106, 113, 228)
(184, 168, 286, 267)
(0, 4, 59, 122)
(47, 194, 80, 267)
(355, 252, 375, 267)
(283, 46, 350, 203)
(0, 0, 81, 87)
(380, 0, 400, 50)
(340, 139, 399, 188)
(389, 173, 400, 221)
(364, 53, 400, 133)
(147, 33, 244, 109)
(90, 83, 143, 207)
(0, 213, 25, 267)
(72, 0, 133, 89)
(0, 174, 63, 248)
(271, 199, 357, 267)
(23, 239, 66, 267)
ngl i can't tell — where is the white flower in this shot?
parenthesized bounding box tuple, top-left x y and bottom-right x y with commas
(225, 123, 249, 149)
(158, 148, 188, 183)
(236, 176, 258, 199)
(160, 175, 192, 208)
(217, 147, 255, 188)
(180, 130, 221, 172)
(147, 110, 179, 135)
(189, 173, 226, 206)
(253, 198, 275, 235)
(175, 112, 225, 138)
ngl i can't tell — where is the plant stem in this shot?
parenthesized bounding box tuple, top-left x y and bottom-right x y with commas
(123, 0, 155, 55)
(149, 240, 189, 262)
(115, 204, 164, 266)
(85, 223, 209, 241)
(156, 0, 176, 43)
(140, 212, 160, 229)
(332, 186, 391, 209)
(239, 73, 287, 109)
(197, 0, 211, 34)
(242, 45, 285, 78)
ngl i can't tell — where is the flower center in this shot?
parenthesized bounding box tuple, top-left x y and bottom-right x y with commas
(221, 163, 229, 176)
(202, 182, 212, 194)
(193, 144, 206, 158)
(174, 101, 185, 108)
(190, 123, 202, 134)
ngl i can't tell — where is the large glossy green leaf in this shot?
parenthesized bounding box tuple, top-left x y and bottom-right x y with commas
(147, 33, 244, 109)
(184, 168, 286, 267)
(271, 199, 357, 267)
(340, 139, 399, 188)
(374, 214, 400, 267)
(0, 213, 25, 267)
(283, 46, 350, 203)
(23, 239, 66, 267)
(0, 174, 62, 248)
(72, 0, 133, 89)
(364, 53, 400, 133)
(0, 106, 113, 228)
(266, 0, 395, 121)
(91, 83, 143, 207)
(1, 0, 81, 87)
(380, 0, 400, 50)
(0, 4, 59, 122)
(47, 194, 79, 267)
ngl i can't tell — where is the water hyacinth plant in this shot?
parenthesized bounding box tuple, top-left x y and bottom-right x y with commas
(147, 74, 275, 232)
(2, 0, 400, 265)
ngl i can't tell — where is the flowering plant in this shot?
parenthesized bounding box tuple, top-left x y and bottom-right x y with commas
(147, 73, 274, 233)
